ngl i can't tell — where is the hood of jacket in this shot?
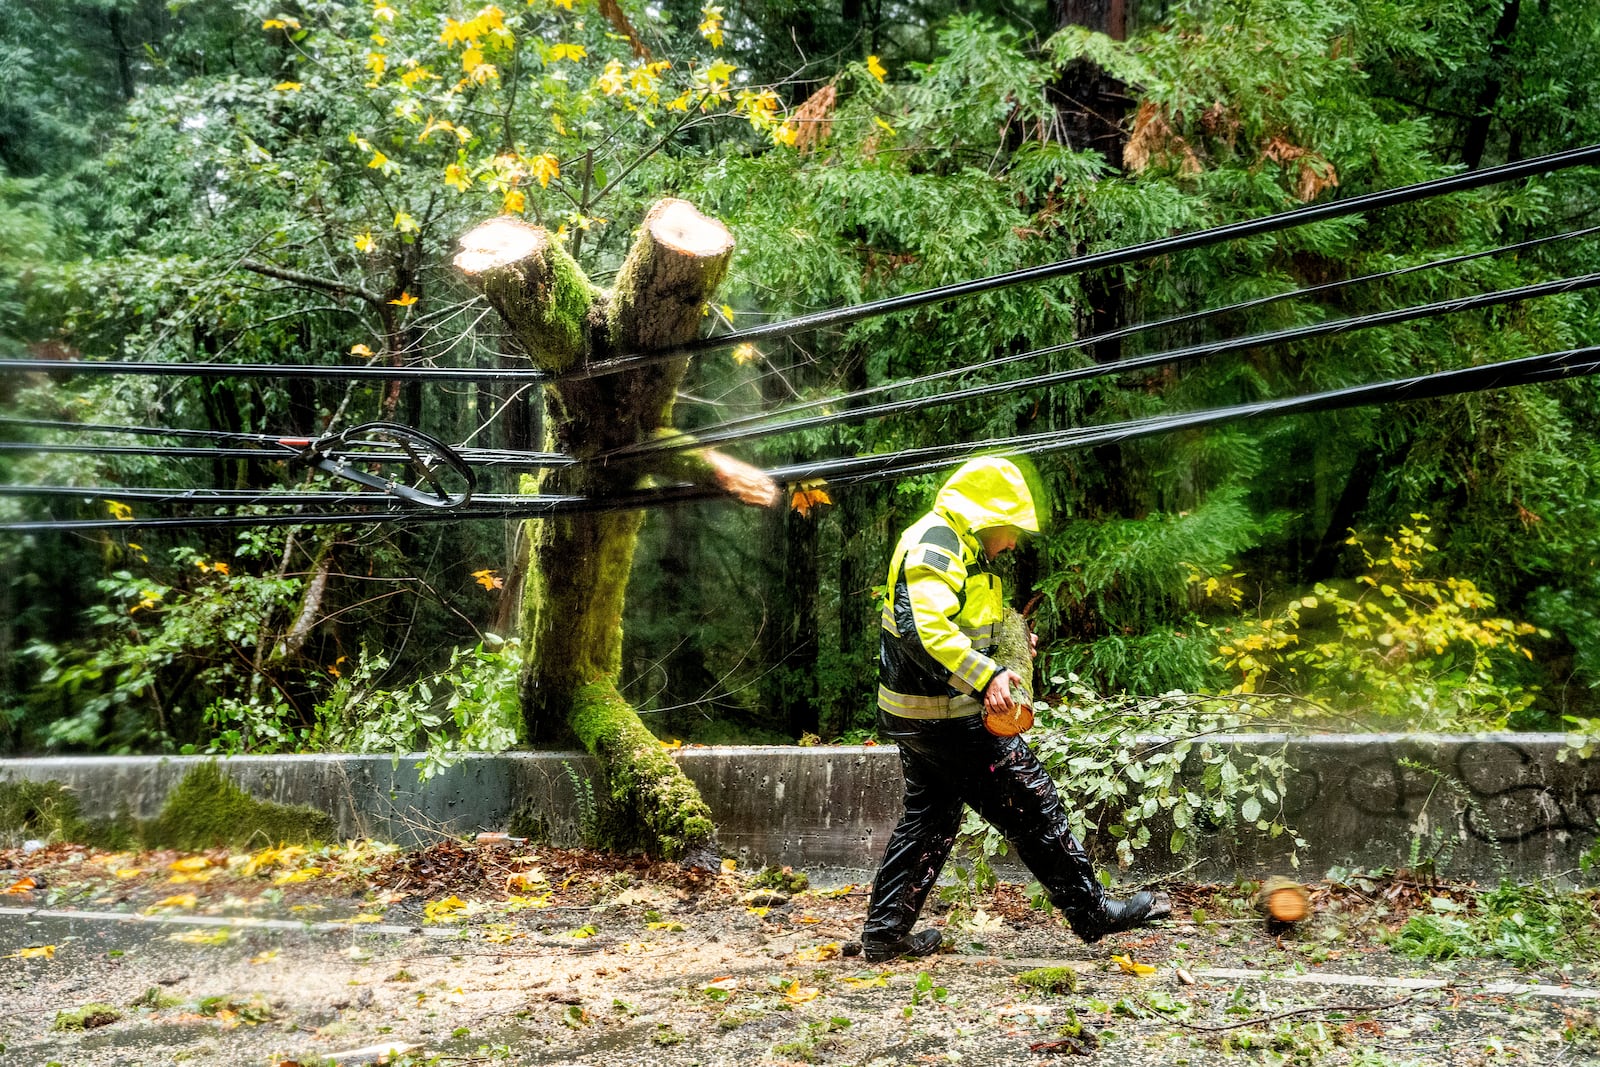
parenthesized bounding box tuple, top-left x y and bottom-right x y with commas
(932, 456, 1039, 539)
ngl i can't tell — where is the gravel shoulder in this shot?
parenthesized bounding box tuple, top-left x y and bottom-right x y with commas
(2, 841, 1597, 1067)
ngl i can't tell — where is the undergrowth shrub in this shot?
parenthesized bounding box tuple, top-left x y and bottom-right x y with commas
(1210, 516, 1545, 729)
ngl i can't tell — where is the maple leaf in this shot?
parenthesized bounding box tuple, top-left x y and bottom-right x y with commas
(471, 568, 504, 590)
(866, 54, 887, 82)
(731, 342, 758, 365)
(146, 894, 199, 913)
(5, 945, 54, 960)
(262, 17, 302, 31)
(367, 149, 389, 169)
(503, 188, 526, 214)
(167, 854, 212, 874)
(373, 4, 397, 22)
(393, 210, 419, 232)
(549, 42, 587, 62)
(444, 163, 472, 191)
(273, 81, 304, 92)
(423, 895, 472, 923)
(793, 942, 841, 962)
(790, 481, 832, 518)
(355, 232, 377, 254)
(1111, 953, 1157, 976)
(350, 343, 375, 357)
(107, 500, 133, 522)
(702, 60, 737, 86)
(249, 950, 279, 965)
(388, 292, 418, 307)
(2, 876, 35, 895)
(530, 153, 560, 188)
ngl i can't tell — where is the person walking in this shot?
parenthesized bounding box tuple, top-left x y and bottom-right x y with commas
(861, 456, 1169, 962)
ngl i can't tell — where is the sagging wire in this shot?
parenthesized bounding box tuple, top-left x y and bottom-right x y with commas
(3, 144, 1599, 388)
(600, 258, 1600, 462)
(12, 258, 1600, 483)
(7, 343, 1597, 532)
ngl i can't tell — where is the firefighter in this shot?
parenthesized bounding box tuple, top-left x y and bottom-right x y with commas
(861, 455, 1170, 962)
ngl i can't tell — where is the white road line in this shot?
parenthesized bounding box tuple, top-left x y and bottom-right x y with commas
(1197, 966, 1600, 1000)
(0, 904, 453, 938)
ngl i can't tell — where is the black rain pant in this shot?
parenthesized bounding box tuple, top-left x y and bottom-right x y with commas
(863, 710, 1109, 942)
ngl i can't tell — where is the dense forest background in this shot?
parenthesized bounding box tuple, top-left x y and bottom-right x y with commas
(2, 0, 1598, 758)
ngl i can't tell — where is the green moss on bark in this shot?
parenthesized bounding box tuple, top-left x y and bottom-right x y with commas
(568, 679, 715, 859)
(146, 762, 336, 850)
(996, 607, 1035, 706)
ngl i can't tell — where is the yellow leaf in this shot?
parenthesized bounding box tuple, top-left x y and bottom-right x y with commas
(568, 924, 598, 938)
(659, 738, 682, 749)
(423, 895, 471, 923)
(366, 51, 387, 78)
(2, 876, 35, 895)
(530, 153, 560, 188)
(720, 858, 737, 873)
(273, 81, 304, 92)
(272, 866, 323, 885)
(107, 500, 134, 522)
(334, 913, 384, 925)
(393, 210, 418, 232)
(866, 54, 887, 82)
(793, 942, 841, 962)
(169, 929, 231, 946)
(389, 291, 418, 307)
(367, 149, 389, 169)
(505, 868, 547, 893)
(703, 977, 739, 993)
(249, 950, 279, 965)
(549, 42, 587, 62)
(373, 4, 397, 22)
(167, 870, 215, 885)
(746, 906, 770, 918)
(503, 188, 526, 214)
(444, 163, 472, 191)
(783, 984, 822, 1004)
(350, 343, 375, 357)
(471, 568, 504, 591)
(147, 894, 198, 913)
(5, 945, 55, 960)
(790, 483, 832, 518)
(703, 60, 737, 86)
(113, 868, 144, 880)
(699, 12, 724, 49)
(872, 116, 897, 137)
(1111, 953, 1157, 977)
(355, 231, 377, 253)
(262, 17, 302, 31)
(169, 856, 211, 873)
(645, 920, 683, 931)
(841, 971, 890, 989)
(731, 342, 758, 365)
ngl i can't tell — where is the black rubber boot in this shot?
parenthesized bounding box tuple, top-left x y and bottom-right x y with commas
(1080, 891, 1171, 943)
(862, 927, 943, 963)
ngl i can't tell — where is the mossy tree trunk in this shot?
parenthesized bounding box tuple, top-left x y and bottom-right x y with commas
(455, 200, 774, 862)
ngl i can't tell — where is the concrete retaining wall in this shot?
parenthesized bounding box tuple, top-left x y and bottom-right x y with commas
(2, 734, 1596, 882)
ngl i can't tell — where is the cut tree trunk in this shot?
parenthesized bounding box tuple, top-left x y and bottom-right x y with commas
(455, 200, 776, 861)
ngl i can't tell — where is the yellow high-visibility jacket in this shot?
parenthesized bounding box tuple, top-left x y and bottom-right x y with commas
(878, 457, 1039, 719)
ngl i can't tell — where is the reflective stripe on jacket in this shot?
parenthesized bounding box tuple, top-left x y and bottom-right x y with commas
(877, 457, 1038, 719)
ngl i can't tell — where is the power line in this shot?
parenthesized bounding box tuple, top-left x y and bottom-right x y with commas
(17, 259, 1597, 479)
(631, 224, 1600, 455)
(7, 344, 1597, 532)
(569, 143, 1600, 380)
(4, 144, 1598, 388)
(606, 266, 1600, 460)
